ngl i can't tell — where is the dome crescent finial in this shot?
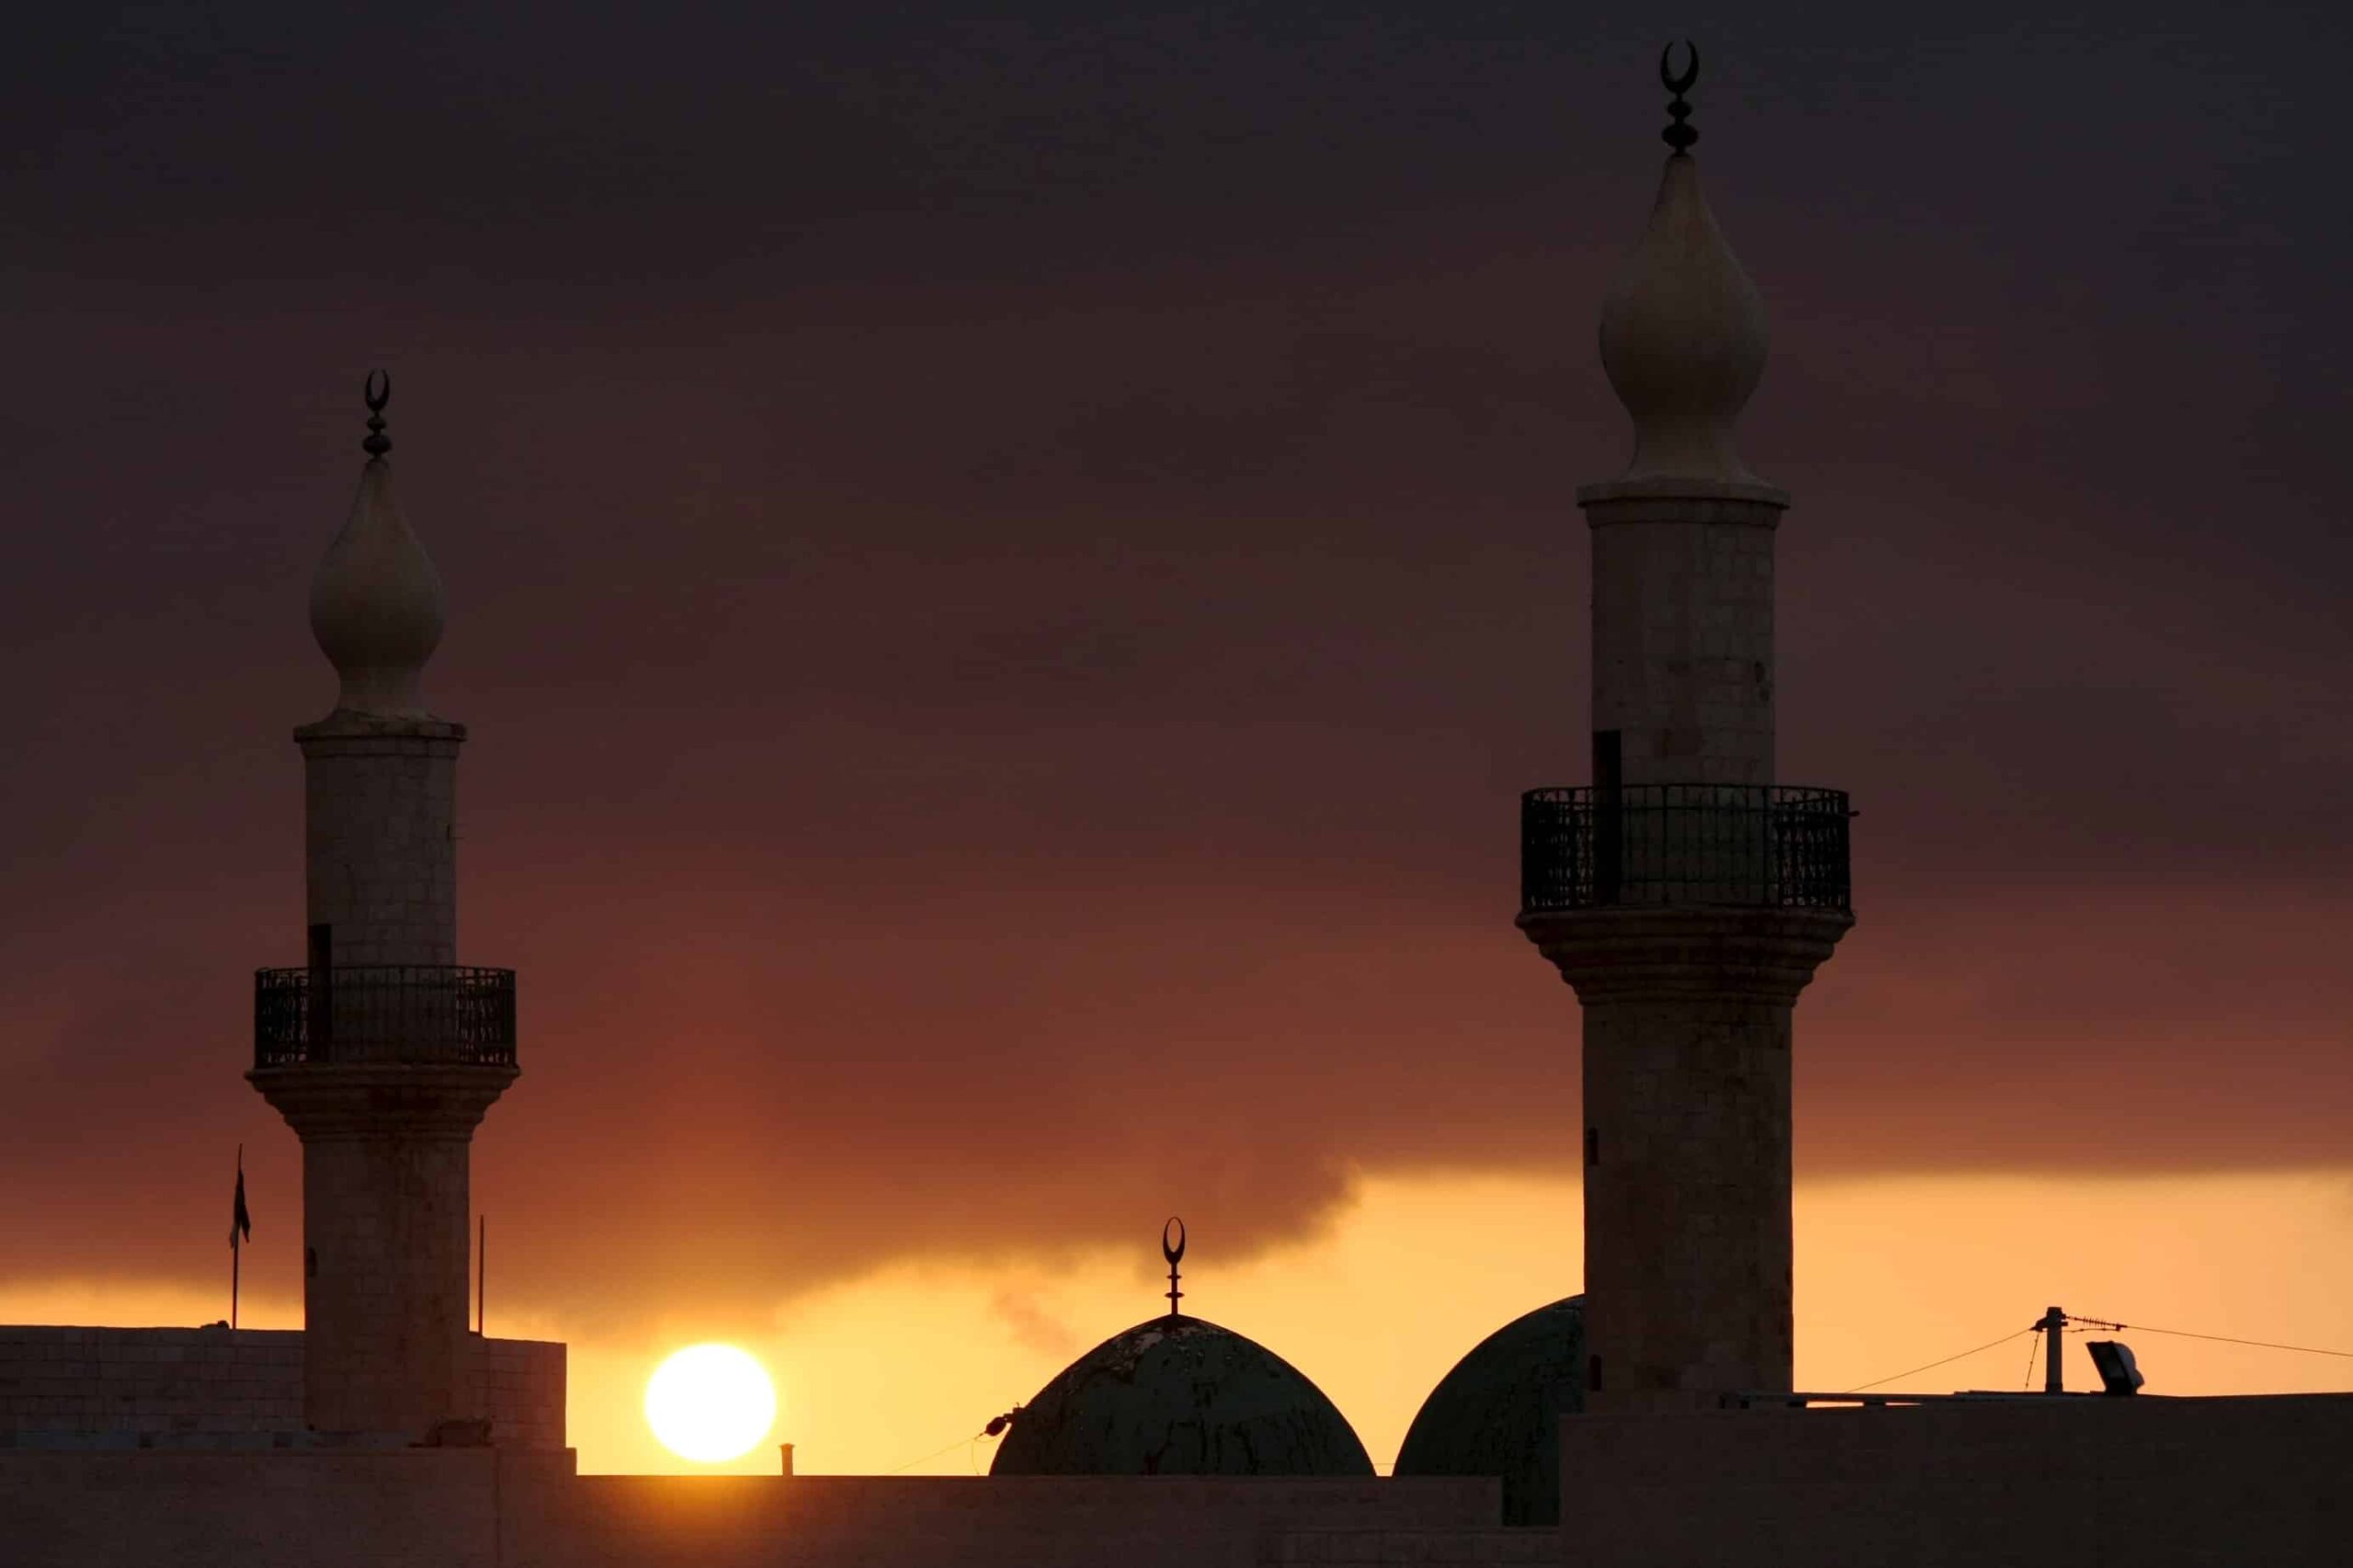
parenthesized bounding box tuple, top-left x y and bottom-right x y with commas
(1162, 1217, 1187, 1316)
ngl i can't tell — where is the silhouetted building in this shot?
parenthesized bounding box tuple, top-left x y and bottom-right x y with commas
(1515, 43, 1851, 1415)
(7, 46, 2351, 1568)
(246, 374, 521, 1444)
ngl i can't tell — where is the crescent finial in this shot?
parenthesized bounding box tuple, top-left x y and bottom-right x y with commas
(1660, 40, 1699, 96)
(361, 369, 392, 459)
(1659, 41, 1700, 153)
(1162, 1217, 1187, 1316)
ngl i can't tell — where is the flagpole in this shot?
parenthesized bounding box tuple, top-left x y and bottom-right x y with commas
(231, 1145, 243, 1333)
(477, 1214, 485, 1336)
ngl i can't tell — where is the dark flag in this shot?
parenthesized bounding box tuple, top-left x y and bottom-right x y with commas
(231, 1155, 251, 1247)
(230, 1145, 251, 1330)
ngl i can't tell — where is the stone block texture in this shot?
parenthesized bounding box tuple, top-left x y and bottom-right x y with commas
(1260, 1528, 1558, 1564)
(1558, 1394, 2353, 1568)
(299, 1129, 473, 1436)
(0, 1326, 563, 1449)
(253, 708, 516, 1440)
(1, 1461, 1495, 1568)
(247, 1065, 517, 1437)
(297, 719, 462, 967)
(1522, 907, 1849, 1412)
(509, 1474, 1499, 1568)
(1585, 493, 1780, 789)
(1583, 994, 1794, 1404)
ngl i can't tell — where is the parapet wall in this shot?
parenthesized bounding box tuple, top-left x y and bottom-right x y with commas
(0, 1448, 554, 1568)
(1261, 1528, 1559, 1564)
(517, 1473, 1501, 1568)
(1559, 1392, 2353, 1568)
(0, 1455, 1498, 1568)
(0, 1325, 563, 1449)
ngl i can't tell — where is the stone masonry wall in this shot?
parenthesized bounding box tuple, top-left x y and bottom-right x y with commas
(1, 1448, 522, 1568)
(1260, 1528, 1558, 1565)
(1586, 495, 1779, 789)
(1581, 992, 1794, 1407)
(2, 1458, 1495, 1568)
(300, 723, 460, 967)
(299, 1130, 475, 1437)
(1558, 1392, 2353, 1568)
(508, 1474, 1501, 1568)
(0, 1326, 563, 1449)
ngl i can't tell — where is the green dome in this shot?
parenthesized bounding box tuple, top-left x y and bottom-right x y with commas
(1393, 1295, 1585, 1526)
(989, 1314, 1373, 1477)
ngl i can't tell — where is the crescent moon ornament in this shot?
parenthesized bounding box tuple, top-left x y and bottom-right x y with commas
(361, 369, 393, 457)
(1660, 40, 1699, 95)
(1658, 40, 1700, 152)
(1162, 1217, 1187, 1316)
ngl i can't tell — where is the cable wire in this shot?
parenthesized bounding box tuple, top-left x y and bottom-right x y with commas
(887, 1430, 985, 1474)
(2085, 1321, 2353, 1361)
(1841, 1328, 2035, 1394)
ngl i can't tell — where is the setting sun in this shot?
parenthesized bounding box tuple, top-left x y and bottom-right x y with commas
(644, 1343, 778, 1463)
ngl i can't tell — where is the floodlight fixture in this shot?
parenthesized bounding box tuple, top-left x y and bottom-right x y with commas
(2086, 1339, 2144, 1396)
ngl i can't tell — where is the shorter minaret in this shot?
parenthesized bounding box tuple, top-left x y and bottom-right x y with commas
(248, 374, 517, 1439)
(1518, 49, 1853, 1413)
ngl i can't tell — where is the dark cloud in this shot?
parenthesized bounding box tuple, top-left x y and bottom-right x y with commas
(5, 3, 2350, 1326)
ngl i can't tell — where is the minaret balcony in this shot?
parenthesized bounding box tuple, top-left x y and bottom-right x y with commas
(1520, 785, 1851, 915)
(253, 965, 517, 1070)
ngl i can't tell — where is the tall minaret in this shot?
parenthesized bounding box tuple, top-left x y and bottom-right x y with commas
(1518, 48, 1853, 1413)
(248, 373, 517, 1440)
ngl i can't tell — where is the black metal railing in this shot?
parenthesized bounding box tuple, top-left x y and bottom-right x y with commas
(254, 966, 517, 1069)
(1520, 784, 1851, 914)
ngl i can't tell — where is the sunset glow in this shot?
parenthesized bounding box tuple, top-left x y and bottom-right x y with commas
(7, 1167, 2351, 1475)
(644, 1343, 777, 1463)
(6, 7, 2350, 1537)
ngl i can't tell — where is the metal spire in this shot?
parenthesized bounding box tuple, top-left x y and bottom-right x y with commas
(1660, 40, 1699, 153)
(363, 369, 392, 459)
(1162, 1216, 1187, 1317)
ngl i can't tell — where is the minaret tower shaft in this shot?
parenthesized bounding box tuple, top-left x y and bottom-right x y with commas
(1518, 49, 1853, 1413)
(247, 375, 517, 1440)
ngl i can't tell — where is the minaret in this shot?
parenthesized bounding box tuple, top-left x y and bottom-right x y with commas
(1518, 47, 1853, 1413)
(248, 373, 517, 1440)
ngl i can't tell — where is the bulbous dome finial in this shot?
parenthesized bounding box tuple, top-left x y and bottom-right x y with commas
(308, 371, 448, 718)
(1596, 49, 1770, 487)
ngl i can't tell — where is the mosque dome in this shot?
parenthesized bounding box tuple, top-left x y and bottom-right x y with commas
(989, 1312, 1374, 1477)
(1393, 1295, 1585, 1526)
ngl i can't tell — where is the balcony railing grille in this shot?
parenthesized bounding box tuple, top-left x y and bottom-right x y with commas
(1520, 784, 1852, 915)
(253, 966, 517, 1069)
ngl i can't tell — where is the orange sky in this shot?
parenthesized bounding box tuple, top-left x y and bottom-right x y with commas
(7, 0, 2353, 1487)
(13, 1168, 2352, 1473)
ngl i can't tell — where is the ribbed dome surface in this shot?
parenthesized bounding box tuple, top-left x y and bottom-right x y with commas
(990, 1314, 1373, 1477)
(1393, 1295, 1585, 1526)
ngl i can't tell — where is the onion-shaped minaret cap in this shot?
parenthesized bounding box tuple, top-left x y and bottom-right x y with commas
(308, 371, 448, 717)
(1596, 47, 1769, 487)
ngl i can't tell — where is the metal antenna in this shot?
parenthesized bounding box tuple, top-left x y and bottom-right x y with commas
(1162, 1216, 1187, 1317)
(2036, 1306, 2069, 1393)
(1660, 40, 1699, 153)
(363, 369, 392, 458)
